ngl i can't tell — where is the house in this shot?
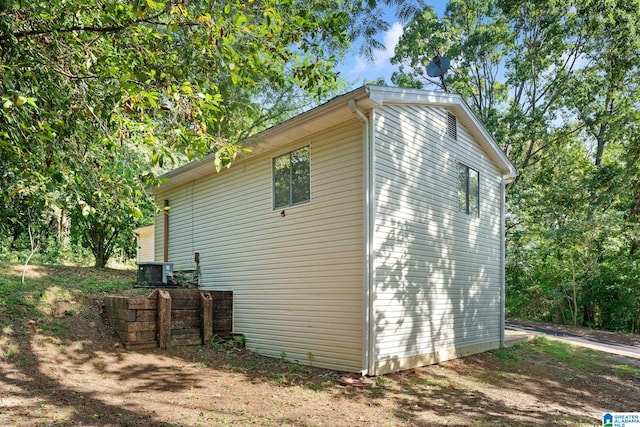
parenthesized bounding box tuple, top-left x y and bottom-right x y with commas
(152, 85, 518, 375)
(133, 225, 155, 263)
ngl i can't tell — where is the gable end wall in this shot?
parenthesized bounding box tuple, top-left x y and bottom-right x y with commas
(372, 104, 503, 374)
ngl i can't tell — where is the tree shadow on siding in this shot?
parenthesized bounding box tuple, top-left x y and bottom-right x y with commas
(373, 106, 492, 374)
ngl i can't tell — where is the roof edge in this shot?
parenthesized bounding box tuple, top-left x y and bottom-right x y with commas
(366, 85, 518, 177)
(154, 86, 372, 193)
(155, 85, 518, 192)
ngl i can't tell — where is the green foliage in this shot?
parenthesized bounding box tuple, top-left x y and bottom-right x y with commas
(530, 337, 573, 361)
(492, 344, 523, 362)
(0, 264, 133, 313)
(616, 364, 640, 377)
(391, 0, 511, 126)
(393, 0, 640, 333)
(586, 259, 640, 332)
(494, 338, 603, 372)
(66, 146, 152, 267)
(208, 338, 230, 354)
(0, 0, 353, 267)
(528, 337, 603, 371)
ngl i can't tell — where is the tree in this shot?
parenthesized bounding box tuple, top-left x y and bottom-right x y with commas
(1, 0, 351, 266)
(65, 145, 152, 268)
(561, 0, 640, 324)
(346, 0, 428, 60)
(503, 0, 640, 330)
(391, 0, 640, 331)
(391, 0, 511, 129)
(391, 0, 583, 165)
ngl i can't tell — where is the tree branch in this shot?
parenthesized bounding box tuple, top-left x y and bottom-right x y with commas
(0, 11, 165, 42)
(2, 24, 127, 42)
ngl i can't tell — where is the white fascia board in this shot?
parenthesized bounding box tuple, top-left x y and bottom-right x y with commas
(366, 85, 518, 179)
(154, 87, 373, 194)
(366, 85, 461, 106)
(154, 85, 517, 194)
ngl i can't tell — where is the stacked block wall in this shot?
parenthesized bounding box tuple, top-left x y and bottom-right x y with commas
(103, 289, 232, 349)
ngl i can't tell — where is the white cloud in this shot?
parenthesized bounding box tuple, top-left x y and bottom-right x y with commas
(353, 22, 404, 73)
(379, 22, 404, 65)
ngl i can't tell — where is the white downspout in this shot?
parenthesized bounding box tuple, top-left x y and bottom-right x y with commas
(500, 177, 513, 347)
(349, 99, 375, 375)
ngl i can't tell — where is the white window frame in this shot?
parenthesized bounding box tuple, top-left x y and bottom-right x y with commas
(458, 163, 479, 217)
(272, 145, 311, 210)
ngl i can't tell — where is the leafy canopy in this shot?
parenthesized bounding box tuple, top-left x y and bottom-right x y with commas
(391, 0, 640, 332)
(0, 0, 350, 266)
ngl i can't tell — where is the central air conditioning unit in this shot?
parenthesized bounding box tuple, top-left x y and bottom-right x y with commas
(137, 262, 174, 287)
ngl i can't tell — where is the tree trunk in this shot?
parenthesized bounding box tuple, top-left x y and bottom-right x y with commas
(569, 252, 578, 326)
(582, 302, 595, 327)
(94, 252, 108, 268)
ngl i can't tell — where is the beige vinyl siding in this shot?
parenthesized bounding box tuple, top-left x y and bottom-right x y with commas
(372, 104, 503, 374)
(155, 119, 365, 372)
(154, 203, 165, 262)
(135, 226, 155, 262)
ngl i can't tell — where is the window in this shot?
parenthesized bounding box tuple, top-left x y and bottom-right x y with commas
(273, 146, 310, 209)
(458, 163, 479, 216)
(447, 111, 457, 140)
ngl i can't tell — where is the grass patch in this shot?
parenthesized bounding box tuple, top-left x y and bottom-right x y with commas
(527, 336, 604, 371)
(616, 363, 640, 376)
(531, 336, 573, 360)
(38, 318, 69, 336)
(1, 339, 19, 359)
(5, 346, 19, 359)
(411, 374, 450, 388)
(0, 263, 135, 339)
(1, 264, 133, 303)
(493, 343, 525, 362)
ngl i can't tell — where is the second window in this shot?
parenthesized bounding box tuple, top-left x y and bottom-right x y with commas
(458, 163, 479, 217)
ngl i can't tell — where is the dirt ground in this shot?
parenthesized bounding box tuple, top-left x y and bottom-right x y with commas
(1, 279, 639, 426)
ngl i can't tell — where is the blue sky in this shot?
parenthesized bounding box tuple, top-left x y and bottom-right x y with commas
(337, 2, 447, 88)
(337, 21, 405, 87)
